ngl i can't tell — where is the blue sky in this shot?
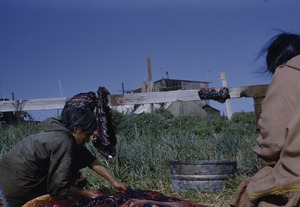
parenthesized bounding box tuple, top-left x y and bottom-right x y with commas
(1, 0, 300, 120)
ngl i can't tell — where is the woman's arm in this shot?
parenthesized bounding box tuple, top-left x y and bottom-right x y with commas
(89, 159, 128, 192)
(253, 67, 297, 161)
(67, 185, 101, 198)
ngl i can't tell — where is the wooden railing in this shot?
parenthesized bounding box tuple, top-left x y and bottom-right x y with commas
(0, 84, 269, 125)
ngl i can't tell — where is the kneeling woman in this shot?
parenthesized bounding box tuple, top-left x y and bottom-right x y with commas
(0, 108, 128, 207)
(231, 33, 300, 206)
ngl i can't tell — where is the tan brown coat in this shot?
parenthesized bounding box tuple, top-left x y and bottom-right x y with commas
(231, 55, 300, 207)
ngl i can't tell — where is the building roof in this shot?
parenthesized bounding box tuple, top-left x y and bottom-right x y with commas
(130, 78, 210, 93)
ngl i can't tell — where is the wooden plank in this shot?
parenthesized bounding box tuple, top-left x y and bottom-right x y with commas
(0, 84, 269, 112)
(109, 89, 200, 106)
(0, 97, 69, 112)
(228, 84, 268, 98)
(109, 84, 269, 105)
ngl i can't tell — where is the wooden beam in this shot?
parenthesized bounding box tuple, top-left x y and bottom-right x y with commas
(147, 56, 152, 83)
(0, 84, 269, 112)
(109, 89, 200, 106)
(229, 84, 268, 98)
(0, 97, 69, 112)
(109, 84, 269, 105)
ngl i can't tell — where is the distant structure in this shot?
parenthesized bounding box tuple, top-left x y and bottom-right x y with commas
(0, 99, 18, 126)
(154, 78, 209, 92)
(0, 98, 27, 126)
(133, 78, 209, 93)
(130, 78, 220, 117)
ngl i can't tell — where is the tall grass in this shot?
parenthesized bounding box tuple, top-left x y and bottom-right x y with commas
(0, 109, 260, 206)
(86, 109, 260, 206)
(0, 121, 41, 157)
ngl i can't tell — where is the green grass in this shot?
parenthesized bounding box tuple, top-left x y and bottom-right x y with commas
(0, 121, 41, 157)
(0, 109, 261, 206)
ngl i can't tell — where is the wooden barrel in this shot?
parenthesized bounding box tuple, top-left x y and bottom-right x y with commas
(169, 160, 237, 192)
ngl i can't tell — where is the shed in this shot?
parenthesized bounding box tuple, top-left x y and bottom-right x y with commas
(129, 78, 220, 117)
(0, 99, 19, 126)
(165, 101, 208, 117)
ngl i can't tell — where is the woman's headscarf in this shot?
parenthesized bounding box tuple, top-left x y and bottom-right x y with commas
(62, 87, 117, 159)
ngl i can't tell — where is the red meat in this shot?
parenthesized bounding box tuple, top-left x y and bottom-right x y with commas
(23, 188, 207, 207)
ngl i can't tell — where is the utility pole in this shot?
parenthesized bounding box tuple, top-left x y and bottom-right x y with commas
(57, 79, 63, 118)
(122, 83, 125, 94)
(221, 72, 232, 119)
(0, 78, 2, 99)
(59, 79, 63, 97)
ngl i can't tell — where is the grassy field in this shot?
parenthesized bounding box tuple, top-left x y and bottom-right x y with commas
(0, 109, 261, 206)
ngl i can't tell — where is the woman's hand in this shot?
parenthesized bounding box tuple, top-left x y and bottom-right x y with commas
(90, 159, 129, 193)
(112, 180, 128, 192)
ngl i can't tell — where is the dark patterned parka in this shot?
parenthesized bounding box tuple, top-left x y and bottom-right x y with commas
(0, 118, 96, 207)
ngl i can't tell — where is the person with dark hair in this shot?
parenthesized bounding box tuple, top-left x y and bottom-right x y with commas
(230, 32, 300, 206)
(0, 107, 128, 207)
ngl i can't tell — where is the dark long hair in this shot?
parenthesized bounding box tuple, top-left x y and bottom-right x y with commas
(60, 107, 97, 133)
(260, 32, 300, 74)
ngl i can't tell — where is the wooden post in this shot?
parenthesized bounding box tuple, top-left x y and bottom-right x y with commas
(141, 81, 147, 93)
(253, 97, 264, 131)
(147, 56, 152, 83)
(221, 72, 232, 119)
(147, 56, 154, 92)
(147, 56, 154, 112)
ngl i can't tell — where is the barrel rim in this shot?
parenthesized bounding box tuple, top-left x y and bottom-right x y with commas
(168, 160, 237, 165)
